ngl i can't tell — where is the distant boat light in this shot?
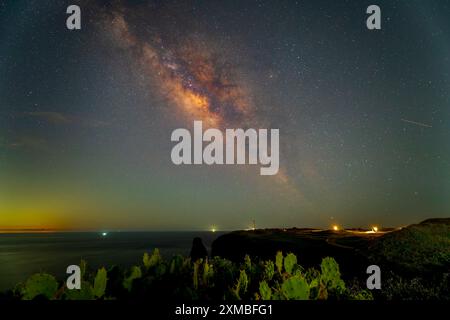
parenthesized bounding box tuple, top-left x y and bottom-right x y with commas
(102, 232, 108, 237)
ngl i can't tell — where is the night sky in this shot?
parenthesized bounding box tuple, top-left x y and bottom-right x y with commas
(1, 0, 449, 231)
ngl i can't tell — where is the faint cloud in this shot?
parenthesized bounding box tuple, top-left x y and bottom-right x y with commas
(22, 111, 73, 125)
(21, 111, 110, 128)
(0, 136, 48, 151)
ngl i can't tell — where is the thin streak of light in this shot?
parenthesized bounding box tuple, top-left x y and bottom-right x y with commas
(400, 118, 433, 128)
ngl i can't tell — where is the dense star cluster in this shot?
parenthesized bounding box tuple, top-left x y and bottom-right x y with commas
(0, 0, 449, 231)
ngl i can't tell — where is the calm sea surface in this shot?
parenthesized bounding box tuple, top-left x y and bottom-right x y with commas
(0, 231, 225, 291)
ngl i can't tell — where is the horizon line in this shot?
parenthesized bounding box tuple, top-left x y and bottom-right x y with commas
(0, 225, 400, 234)
(0, 228, 233, 234)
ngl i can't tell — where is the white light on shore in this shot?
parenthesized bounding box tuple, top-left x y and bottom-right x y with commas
(102, 232, 108, 237)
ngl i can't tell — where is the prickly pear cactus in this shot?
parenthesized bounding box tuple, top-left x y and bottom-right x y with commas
(233, 269, 249, 299)
(169, 255, 184, 274)
(264, 260, 275, 281)
(193, 260, 200, 289)
(281, 275, 310, 300)
(244, 255, 252, 270)
(22, 273, 58, 300)
(275, 251, 283, 274)
(143, 248, 162, 269)
(238, 269, 248, 295)
(123, 266, 142, 291)
(320, 257, 345, 293)
(92, 267, 107, 298)
(259, 280, 272, 300)
(284, 253, 297, 275)
(202, 259, 214, 286)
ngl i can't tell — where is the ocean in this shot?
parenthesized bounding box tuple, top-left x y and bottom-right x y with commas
(0, 231, 225, 291)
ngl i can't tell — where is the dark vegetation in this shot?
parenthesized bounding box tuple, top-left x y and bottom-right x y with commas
(0, 218, 448, 300)
(0, 250, 372, 301)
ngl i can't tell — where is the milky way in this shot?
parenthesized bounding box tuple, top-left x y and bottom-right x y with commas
(101, 5, 295, 189)
(106, 10, 256, 129)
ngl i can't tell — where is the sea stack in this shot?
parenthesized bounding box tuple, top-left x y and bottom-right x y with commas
(190, 237, 208, 261)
